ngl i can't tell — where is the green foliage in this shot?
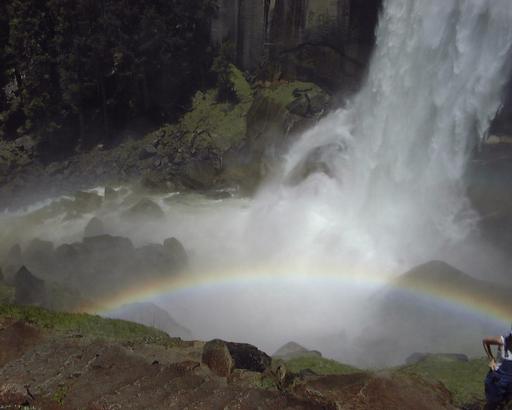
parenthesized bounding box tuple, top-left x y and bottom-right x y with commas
(0, 0, 218, 150)
(0, 284, 15, 304)
(52, 385, 68, 405)
(398, 355, 488, 406)
(0, 304, 172, 343)
(279, 355, 360, 375)
(179, 65, 253, 152)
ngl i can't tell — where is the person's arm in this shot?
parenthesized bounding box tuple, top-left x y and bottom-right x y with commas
(483, 336, 504, 370)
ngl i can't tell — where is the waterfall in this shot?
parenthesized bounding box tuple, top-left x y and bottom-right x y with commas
(250, 0, 512, 273)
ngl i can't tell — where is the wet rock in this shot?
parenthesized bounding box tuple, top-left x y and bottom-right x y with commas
(23, 239, 55, 274)
(104, 186, 119, 202)
(202, 339, 235, 377)
(14, 266, 47, 307)
(182, 159, 220, 189)
(163, 237, 187, 267)
(226, 342, 272, 373)
(135, 244, 169, 272)
(84, 217, 105, 238)
(285, 142, 345, 186)
(3, 244, 23, 283)
(139, 144, 158, 160)
(125, 198, 165, 220)
(83, 235, 134, 256)
(72, 191, 103, 214)
(14, 135, 37, 152)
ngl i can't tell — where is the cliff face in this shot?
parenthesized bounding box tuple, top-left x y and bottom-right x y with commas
(211, 0, 382, 92)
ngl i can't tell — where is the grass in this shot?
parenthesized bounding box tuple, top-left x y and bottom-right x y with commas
(259, 81, 324, 107)
(397, 355, 488, 406)
(0, 283, 14, 304)
(280, 355, 360, 375)
(0, 304, 174, 344)
(179, 65, 253, 153)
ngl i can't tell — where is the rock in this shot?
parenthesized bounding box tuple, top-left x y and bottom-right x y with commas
(229, 369, 262, 388)
(182, 159, 220, 189)
(3, 244, 23, 283)
(285, 142, 345, 186)
(286, 95, 311, 117)
(163, 238, 187, 268)
(14, 135, 37, 152)
(84, 217, 105, 238)
(0, 383, 33, 407)
(83, 235, 134, 256)
(125, 198, 165, 220)
(14, 266, 47, 307)
(23, 239, 54, 274)
(139, 144, 158, 160)
(72, 191, 103, 214)
(225, 342, 272, 373)
(274, 341, 322, 360)
(104, 186, 119, 202)
(202, 339, 235, 377)
(135, 244, 170, 273)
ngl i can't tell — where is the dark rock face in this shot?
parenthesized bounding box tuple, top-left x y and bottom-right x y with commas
(202, 339, 235, 377)
(212, 0, 383, 91)
(226, 341, 272, 373)
(3, 244, 23, 283)
(83, 217, 105, 238)
(23, 240, 55, 279)
(202, 339, 272, 377)
(14, 266, 46, 307)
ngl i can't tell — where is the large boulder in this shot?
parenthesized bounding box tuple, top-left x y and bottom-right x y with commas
(14, 266, 47, 307)
(163, 238, 187, 268)
(124, 198, 165, 220)
(3, 244, 23, 283)
(23, 239, 54, 275)
(83, 217, 105, 238)
(83, 235, 134, 256)
(202, 339, 235, 377)
(225, 341, 272, 373)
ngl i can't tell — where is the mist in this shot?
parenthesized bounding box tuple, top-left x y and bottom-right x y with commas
(2, 0, 512, 368)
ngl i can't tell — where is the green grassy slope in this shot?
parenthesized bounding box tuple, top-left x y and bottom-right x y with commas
(397, 355, 488, 406)
(0, 304, 174, 344)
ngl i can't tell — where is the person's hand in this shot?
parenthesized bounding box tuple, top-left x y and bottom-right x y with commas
(489, 358, 497, 371)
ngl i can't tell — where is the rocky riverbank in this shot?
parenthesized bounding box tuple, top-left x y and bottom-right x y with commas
(0, 65, 331, 211)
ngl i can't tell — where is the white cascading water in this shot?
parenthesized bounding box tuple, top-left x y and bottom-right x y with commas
(246, 0, 512, 275)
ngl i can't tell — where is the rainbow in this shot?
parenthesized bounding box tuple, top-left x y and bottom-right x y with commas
(88, 264, 512, 328)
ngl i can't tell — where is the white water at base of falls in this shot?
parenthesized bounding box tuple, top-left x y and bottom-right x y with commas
(247, 0, 512, 275)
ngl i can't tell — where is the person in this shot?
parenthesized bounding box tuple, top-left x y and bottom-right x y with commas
(483, 331, 512, 410)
